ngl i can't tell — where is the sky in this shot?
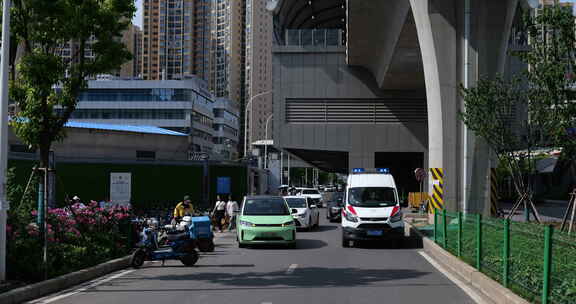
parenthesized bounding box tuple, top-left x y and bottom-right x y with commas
(133, 0, 143, 28)
(559, 0, 576, 13)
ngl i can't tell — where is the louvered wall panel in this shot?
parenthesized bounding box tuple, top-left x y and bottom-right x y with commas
(285, 99, 427, 124)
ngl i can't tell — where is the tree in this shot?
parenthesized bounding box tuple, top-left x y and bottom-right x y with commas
(8, 0, 136, 170)
(461, 5, 576, 221)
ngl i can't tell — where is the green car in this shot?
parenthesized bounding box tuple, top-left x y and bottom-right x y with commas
(237, 195, 297, 248)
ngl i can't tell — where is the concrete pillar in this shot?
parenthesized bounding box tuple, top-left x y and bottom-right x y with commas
(411, 0, 518, 214)
(410, 0, 458, 211)
(466, 0, 519, 214)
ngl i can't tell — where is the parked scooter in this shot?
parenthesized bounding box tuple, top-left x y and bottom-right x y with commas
(130, 217, 199, 268)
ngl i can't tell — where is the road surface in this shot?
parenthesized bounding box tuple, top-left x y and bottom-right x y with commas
(30, 210, 475, 304)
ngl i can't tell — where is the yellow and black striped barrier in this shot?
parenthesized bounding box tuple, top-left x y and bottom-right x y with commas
(490, 168, 499, 217)
(429, 168, 444, 212)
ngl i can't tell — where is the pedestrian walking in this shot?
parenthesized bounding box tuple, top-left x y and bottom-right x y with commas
(212, 196, 227, 232)
(226, 197, 239, 231)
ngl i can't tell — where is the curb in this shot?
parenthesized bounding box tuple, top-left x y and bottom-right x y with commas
(0, 255, 131, 304)
(405, 220, 529, 304)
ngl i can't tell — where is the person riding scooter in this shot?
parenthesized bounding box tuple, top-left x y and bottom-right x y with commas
(173, 195, 194, 224)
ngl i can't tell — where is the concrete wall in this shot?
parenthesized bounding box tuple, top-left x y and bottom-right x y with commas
(272, 46, 428, 171)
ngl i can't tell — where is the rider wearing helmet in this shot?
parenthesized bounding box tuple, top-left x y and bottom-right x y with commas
(173, 195, 194, 222)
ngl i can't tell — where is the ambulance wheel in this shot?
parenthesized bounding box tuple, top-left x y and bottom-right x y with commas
(342, 234, 351, 248)
(130, 249, 146, 268)
(180, 251, 199, 266)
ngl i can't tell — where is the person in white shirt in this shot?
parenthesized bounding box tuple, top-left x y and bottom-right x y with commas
(226, 198, 239, 231)
(212, 196, 227, 232)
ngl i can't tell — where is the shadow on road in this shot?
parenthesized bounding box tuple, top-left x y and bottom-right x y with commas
(313, 225, 338, 232)
(144, 264, 256, 269)
(352, 236, 423, 250)
(130, 266, 431, 289)
(244, 239, 328, 250)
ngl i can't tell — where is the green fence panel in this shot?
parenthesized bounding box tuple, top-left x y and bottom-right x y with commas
(458, 212, 463, 258)
(434, 211, 438, 243)
(442, 209, 448, 249)
(549, 230, 576, 304)
(508, 221, 545, 302)
(503, 219, 510, 288)
(481, 217, 504, 283)
(461, 214, 477, 266)
(413, 210, 576, 304)
(476, 214, 482, 271)
(542, 226, 553, 304)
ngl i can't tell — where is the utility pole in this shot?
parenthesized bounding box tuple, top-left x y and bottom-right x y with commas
(280, 151, 283, 186)
(0, 0, 11, 282)
(287, 153, 290, 186)
(244, 91, 272, 157)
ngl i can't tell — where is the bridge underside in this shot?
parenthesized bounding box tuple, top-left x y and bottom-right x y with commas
(273, 0, 533, 214)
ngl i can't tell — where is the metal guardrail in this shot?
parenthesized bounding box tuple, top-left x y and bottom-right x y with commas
(432, 210, 576, 304)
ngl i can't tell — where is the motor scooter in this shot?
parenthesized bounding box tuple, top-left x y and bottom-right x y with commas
(130, 218, 199, 268)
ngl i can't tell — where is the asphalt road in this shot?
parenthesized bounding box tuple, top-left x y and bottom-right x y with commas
(30, 210, 475, 304)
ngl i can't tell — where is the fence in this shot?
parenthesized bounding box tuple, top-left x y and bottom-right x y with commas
(433, 210, 576, 304)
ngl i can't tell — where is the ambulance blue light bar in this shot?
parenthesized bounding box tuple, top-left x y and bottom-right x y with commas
(377, 168, 390, 174)
(352, 168, 365, 173)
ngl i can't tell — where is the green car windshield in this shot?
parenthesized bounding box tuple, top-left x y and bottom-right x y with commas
(243, 198, 290, 216)
(348, 187, 397, 207)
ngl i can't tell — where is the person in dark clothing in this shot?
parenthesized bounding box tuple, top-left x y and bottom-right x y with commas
(212, 195, 227, 232)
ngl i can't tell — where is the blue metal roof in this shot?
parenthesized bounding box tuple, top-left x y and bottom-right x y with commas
(65, 121, 187, 136)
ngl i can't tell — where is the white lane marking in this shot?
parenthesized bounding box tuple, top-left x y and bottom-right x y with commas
(28, 269, 135, 304)
(285, 264, 298, 274)
(261, 302, 273, 304)
(418, 251, 484, 304)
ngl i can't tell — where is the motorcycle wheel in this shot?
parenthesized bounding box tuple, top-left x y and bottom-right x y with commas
(130, 249, 146, 268)
(198, 239, 215, 252)
(180, 251, 199, 266)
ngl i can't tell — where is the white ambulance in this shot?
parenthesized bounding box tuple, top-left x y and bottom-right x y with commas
(341, 168, 404, 247)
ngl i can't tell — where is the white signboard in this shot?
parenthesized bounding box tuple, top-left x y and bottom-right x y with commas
(110, 173, 131, 204)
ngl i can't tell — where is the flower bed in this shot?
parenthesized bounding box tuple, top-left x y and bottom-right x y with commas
(7, 201, 133, 283)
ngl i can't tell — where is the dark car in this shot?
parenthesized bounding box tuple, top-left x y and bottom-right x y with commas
(326, 192, 344, 222)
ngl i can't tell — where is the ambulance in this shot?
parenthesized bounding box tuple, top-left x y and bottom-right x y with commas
(341, 168, 404, 247)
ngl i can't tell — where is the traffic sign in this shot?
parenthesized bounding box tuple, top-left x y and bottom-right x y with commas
(414, 168, 426, 182)
(189, 152, 209, 161)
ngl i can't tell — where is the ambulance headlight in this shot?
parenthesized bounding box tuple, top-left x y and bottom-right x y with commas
(344, 210, 359, 223)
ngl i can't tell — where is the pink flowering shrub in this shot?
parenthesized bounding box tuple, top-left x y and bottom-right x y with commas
(7, 199, 133, 282)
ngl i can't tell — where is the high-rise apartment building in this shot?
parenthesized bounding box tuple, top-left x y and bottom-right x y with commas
(142, 0, 212, 81)
(119, 24, 143, 79)
(209, 0, 244, 104)
(133, 26, 143, 78)
(244, 0, 273, 151)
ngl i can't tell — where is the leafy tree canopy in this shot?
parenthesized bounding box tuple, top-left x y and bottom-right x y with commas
(8, 0, 136, 166)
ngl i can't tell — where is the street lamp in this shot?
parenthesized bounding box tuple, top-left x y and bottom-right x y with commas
(244, 90, 272, 158)
(264, 114, 273, 169)
(0, 0, 10, 282)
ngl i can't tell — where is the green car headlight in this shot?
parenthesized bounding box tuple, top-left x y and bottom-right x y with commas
(282, 220, 295, 227)
(240, 220, 255, 227)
